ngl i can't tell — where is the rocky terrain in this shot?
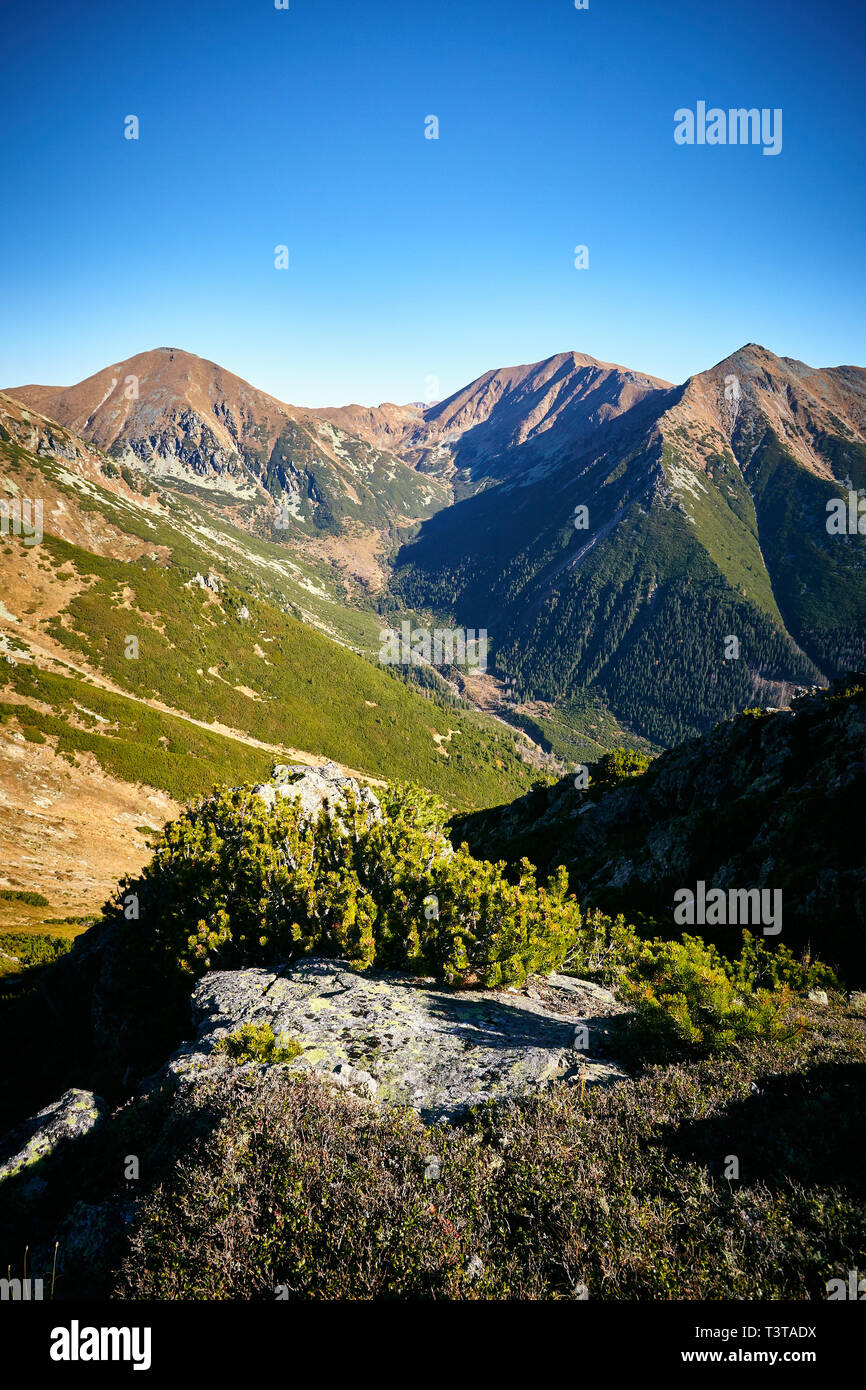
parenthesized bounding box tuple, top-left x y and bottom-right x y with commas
(0, 745, 864, 1304)
(7, 348, 449, 533)
(160, 957, 626, 1123)
(454, 678, 866, 983)
(0, 949, 626, 1191)
(0, 1088, 105, 1188)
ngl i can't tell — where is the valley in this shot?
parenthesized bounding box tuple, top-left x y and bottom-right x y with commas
(2, 341, 865, 932)
(3, 0, 865, 1330)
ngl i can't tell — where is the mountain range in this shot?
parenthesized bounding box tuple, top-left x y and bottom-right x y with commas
(2, 341, 866, 1313)
(8, 340, 866, 753)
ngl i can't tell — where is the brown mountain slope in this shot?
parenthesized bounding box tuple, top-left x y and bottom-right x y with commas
(663, 343, 866, 484)
(311, 401, 425, 453)
(10, 342, 866, 739)
(7, 348, 450, 531)
(316, 351, 674, 489)
(8, 348, 299, 495)
(389, 343, 866, 741)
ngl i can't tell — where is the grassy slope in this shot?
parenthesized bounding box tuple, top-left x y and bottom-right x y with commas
(744, 429, 866, 675)
(501, 690, 657, 765)
(1, 430, 538, 813)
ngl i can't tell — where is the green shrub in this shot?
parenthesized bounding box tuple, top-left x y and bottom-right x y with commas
(0, 932, 73, 977)
(726, 931, 840, 994)
(116, 781, 586, 990)
(563, 908, 639, 982)
(214, 1023, 302, 1064)
(622, 934, 796, 1056)
(0, 889, 50, 906)
(589, 747, 652, 795)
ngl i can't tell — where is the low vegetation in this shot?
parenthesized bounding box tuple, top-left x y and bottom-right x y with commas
(7, 993, 857, 1301)
(214, 1023, 303, 1065)
(115, 782, 586, 989)
(622, 935, 800, 1057)
(586, 746, 653, 796)
(18, 530, 535, 809)
(104, 779, 833, 1057)
(454, 679, 866, 983)
(0, 723, 857, 1303)
(0, 933, 73, 974)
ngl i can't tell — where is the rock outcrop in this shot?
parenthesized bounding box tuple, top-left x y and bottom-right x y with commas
(159, 957, 627, 1122)
(0, 1088, 105, 1190)
(454, 681, 866, 983)
(251, 761, 383, 823)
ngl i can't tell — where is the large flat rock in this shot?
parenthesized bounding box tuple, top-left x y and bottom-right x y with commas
(164, 958, 628, 1122)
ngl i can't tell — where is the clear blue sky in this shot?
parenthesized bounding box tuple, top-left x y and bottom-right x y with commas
(1, 0, 864, 405)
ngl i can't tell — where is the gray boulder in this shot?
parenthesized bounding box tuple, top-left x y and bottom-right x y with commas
(160, 958, 627, 1123)
(252, 761, 383, 824)
(0, 1088, 105, 1188)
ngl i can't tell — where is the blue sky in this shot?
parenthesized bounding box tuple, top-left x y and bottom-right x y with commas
(1, 0, 864, 405)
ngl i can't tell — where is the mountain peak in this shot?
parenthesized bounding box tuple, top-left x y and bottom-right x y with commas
(5, 347, 302, 468)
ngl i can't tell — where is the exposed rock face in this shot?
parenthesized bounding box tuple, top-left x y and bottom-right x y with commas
(187, 571, 220, 594)
(161, 958, 627, 1122)
(454, 683, 866, 983)
(251, 761, 383, 823)
(0, 1088, 105, 1188)
(5, 347, 449, 526)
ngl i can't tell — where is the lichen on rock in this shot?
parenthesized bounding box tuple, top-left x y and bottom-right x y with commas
(0, 1088, 105, 1189)
(251, 761, 382, 824)
(159, 957, 627, 1122)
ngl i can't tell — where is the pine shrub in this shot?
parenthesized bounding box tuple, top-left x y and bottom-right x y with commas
(214, 1023, 302, 1064)
(114, 782, 586, 990)
(622, 934, 797, 1056)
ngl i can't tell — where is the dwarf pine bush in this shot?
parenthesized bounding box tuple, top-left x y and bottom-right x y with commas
(622, 934, 796, 1056)
(104, 782, 834, 1057)
(117, 782, 585, 990)
(563, 908, 638, 982)
(589, 747, 652, 795)
(725, 931, 839, 994)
